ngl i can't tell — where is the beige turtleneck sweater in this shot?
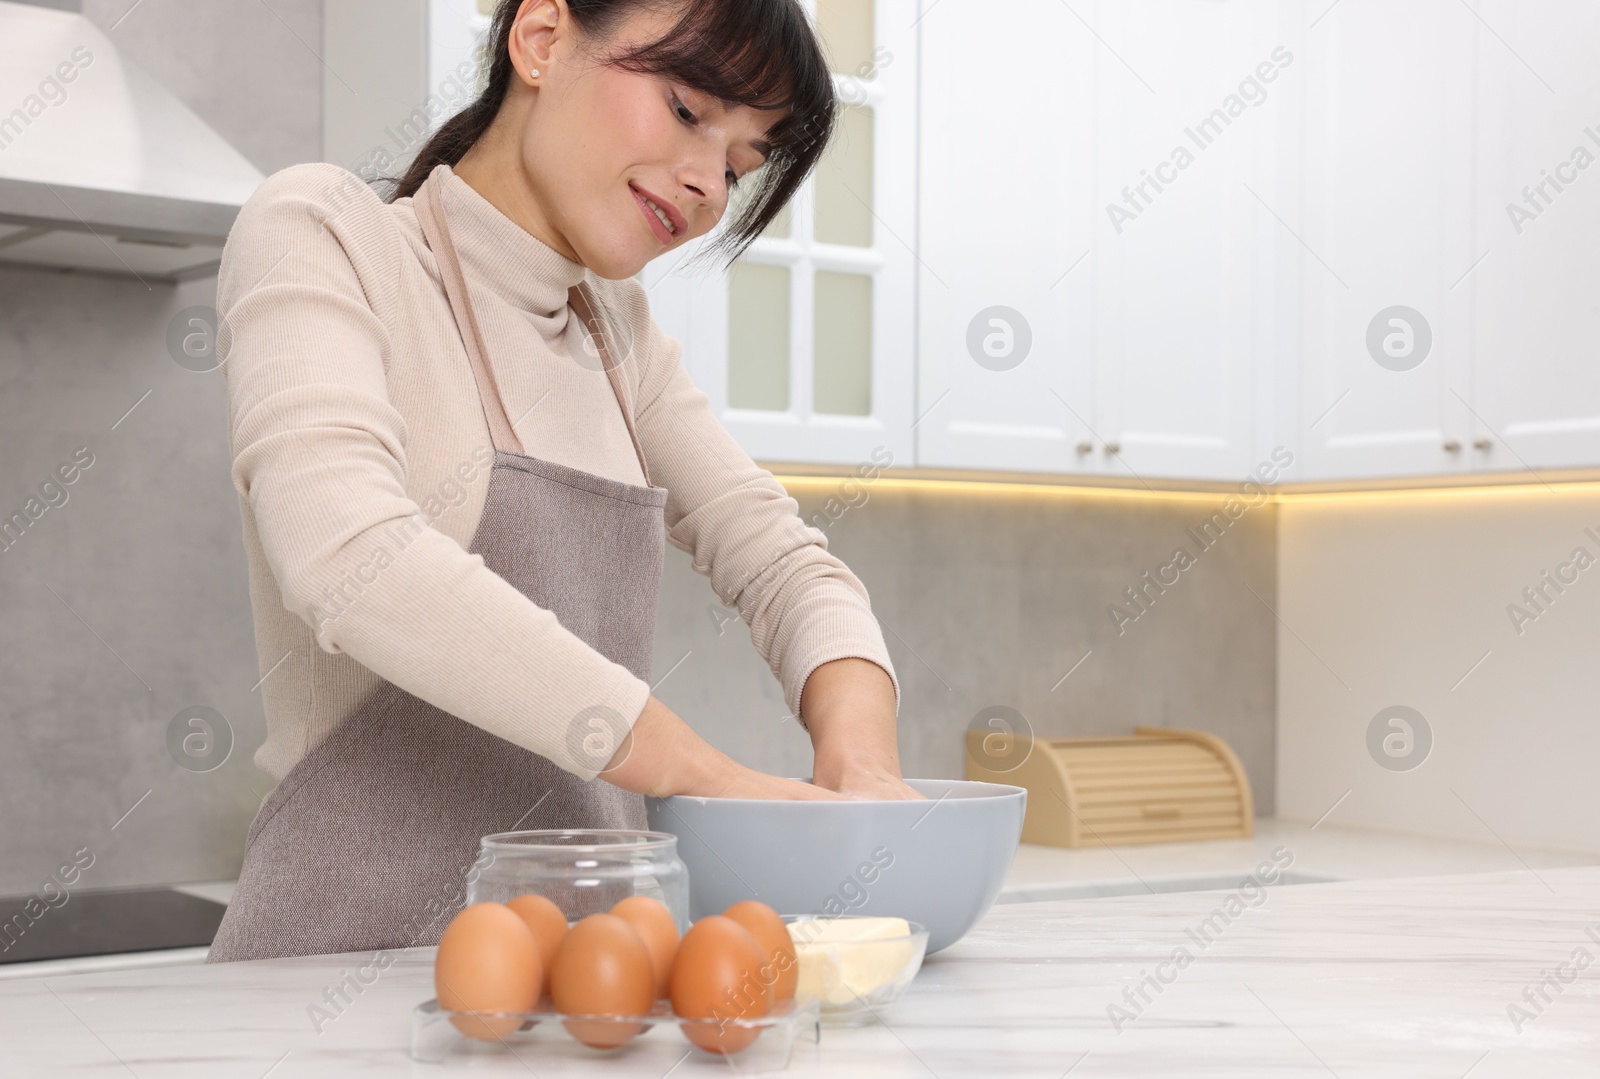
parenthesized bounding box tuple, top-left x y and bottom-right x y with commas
(218, 161, 897, 784)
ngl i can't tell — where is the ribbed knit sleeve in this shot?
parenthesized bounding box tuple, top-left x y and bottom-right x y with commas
(217, 164, 650, 781)
(600, 278, 902, 728)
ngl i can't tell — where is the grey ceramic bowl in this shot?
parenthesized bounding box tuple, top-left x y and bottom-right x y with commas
(644, 778, 1025, 954)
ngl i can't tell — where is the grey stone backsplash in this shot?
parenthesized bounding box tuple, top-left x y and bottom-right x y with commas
(651, 480, 1276, 813)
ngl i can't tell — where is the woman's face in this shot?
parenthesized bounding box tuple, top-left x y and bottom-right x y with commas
(490, 0, 785, 279)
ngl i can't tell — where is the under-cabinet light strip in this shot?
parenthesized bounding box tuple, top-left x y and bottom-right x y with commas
(768, 473, 1600, 505)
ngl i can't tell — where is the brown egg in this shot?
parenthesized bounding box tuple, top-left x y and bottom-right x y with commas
(609, 895, 680, 999)
(434, 903, 541, 1041)
(669, 915, 772, 1054)
(550, 913, 655, 1048)
(722, 900, 798, 1002)
(506, 893, 568, 999)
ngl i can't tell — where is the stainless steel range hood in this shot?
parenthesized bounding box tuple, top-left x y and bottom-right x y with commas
(0, 0, 266, 281)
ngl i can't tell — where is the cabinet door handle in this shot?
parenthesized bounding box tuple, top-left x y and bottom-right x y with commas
(1442, 439, 1461, 453)
(1076, 440, 1094, 455)
(1473, 437, 1492, 451)
(1104, 441, 1121, 454)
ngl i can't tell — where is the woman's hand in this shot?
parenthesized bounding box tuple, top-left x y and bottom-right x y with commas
(597, 696, 848, 801)
(706, 769, 850, 801)
(816, 768, 926, 801)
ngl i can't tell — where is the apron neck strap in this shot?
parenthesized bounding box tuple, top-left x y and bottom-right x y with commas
(566, 281, 653, 487)
(415, 173, 522, 455)
(414, 169, 652, 485)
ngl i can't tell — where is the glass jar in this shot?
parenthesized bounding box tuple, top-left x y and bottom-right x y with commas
(465, 829, 690, 932)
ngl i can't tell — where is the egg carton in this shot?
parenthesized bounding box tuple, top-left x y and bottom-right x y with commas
(409, 995, 821, 1070)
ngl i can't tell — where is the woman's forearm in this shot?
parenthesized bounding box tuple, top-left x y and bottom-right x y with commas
(598, 696, 845, 801)
(800, 657, 920, 796)
(595, 696, 710, 797)
(596, 660, 919, 802)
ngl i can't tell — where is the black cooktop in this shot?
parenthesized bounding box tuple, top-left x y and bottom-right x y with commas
(0, 887, 228, 964)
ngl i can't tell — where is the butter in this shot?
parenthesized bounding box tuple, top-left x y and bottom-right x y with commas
(787, 917, 917, 1005)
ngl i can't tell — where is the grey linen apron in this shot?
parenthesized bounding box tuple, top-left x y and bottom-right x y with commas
(207, 166, 667, 963)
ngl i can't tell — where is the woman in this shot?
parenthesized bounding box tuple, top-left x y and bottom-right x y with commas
(205, 0, 918, 963)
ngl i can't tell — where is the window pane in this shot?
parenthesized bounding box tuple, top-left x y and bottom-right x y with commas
(728, 263, 791, 411)
(812, 271, 872, 416)
(815, 105, 873, 247)
(726, 175, 790, 239)
(816, 0, 875, 78)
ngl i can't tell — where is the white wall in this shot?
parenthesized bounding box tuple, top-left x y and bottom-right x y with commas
(1277, 487, 1600, 855)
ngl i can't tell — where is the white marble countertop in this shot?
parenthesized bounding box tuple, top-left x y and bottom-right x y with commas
(5, 865, 1597, 1077)
(997, 818, 1600, 901)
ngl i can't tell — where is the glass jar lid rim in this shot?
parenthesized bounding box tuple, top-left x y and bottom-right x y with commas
(479, 828, 679, 852)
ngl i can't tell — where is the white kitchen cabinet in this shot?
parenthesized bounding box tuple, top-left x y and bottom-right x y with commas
(916, 0, 1284, 483)
(910, 0, 1600, 485)
(1289, 0, 1600, 483)
(1288, 1, 1479, 482)
(1467, 0, 1600, 474)
(911, 0, 1096, 476)
(1087, 1, 1286, 483)
(650, 0, 918, 469)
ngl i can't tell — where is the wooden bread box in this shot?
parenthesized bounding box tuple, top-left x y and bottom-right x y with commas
(964, 726, 1254, 847)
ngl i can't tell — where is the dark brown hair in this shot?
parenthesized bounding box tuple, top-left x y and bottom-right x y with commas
(388, 0, 837, 272)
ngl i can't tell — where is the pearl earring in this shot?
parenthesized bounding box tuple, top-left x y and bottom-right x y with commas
(529, 68, 540, 79)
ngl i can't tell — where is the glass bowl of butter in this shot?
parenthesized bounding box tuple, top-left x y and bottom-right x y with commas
(783, 914, 929, 1026)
